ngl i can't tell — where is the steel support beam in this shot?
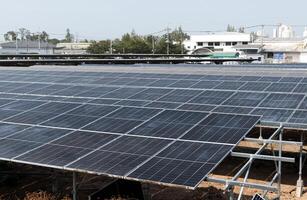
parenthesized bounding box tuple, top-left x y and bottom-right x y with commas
(206, 177, 278, 192)
(224, 125, 283, 190)
(244, 138, 303, 146)
(231, 152, 295, 163)
(73, 172, 77, 200)
(296, 133, 304, 197)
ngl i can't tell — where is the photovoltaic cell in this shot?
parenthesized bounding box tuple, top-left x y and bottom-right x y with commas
(157, 89, 201, 103)
(222, 92, 268, 107)
(251, 108, 293, 122)
(7, 127, 71, 143)
(129, 110, 208, 138)
(212, 106, 253, 114)
(189, 90, 234, 105)
(238, 82, 271, 91)
(15, 144, 92, 166)
(67, 150, 149, 176)
(259, 93, 304, 109)
(101, 136, 172, 156)
(214, 81, 246, 90)
(265, 82, 297, 93)
(0, 69, 296, 189)
(0, 139, 41, 159)
(0, 123, 29, 138)
(288, 110, 307, 124)
(177, 104, 216, 112)
(182, 113, 260, 144)
(51, 131, 119, 149)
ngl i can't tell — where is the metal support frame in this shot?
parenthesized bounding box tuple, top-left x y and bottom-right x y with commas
(207, 124, 288, 200)
(296, 132, 304, 197)
(73, 172, 77, 200)
(231, 152, 295, 163)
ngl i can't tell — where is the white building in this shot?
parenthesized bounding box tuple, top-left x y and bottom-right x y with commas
(253, 38, 307, 63)
(273, 24, 295, 39)
(55, 43, 91, 54)
(183, 32, 251, 53)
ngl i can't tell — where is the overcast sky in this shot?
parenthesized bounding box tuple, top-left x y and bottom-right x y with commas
(0, 0, 306, 40)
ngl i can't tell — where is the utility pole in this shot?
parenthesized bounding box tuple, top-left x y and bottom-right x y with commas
(110, 40, 113, 54)
(166, 27, 170, 55)
(261, 25, 264, 46)
(15, 32, 18, 54)
(152, 36, 155, 54)
(181, 33, 184, 54)
(38, 33, 41, 54)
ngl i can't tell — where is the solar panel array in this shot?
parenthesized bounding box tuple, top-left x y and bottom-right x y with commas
(3, 68, 304, 188)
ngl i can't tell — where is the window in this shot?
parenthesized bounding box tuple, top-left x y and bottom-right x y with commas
(267, 52, 274, 59)
(232, 42, 238, 46)
(226, 42, 232, 46)
(214, 42, 220, 46)
(242, 42, 248, 45)
(197, 42, 204, 46)
(208, 42, 214, 46)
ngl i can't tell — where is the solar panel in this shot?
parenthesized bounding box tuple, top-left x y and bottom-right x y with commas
(214, 81, 246, 90)
(259, 93, 304, 109)
(8, 127, 71, 143)
(189, 90, 234, 105)
(127, 140, 235, 187)
(177, 103, 216, 112)
(129, 110, 209, 138)
(238, 81, 271, 92)
(157, 89, 201, 103)
(222, 92, 268, 107)
(181, 113, 260, 144)
(190, 80, 222, 89)
(0, 68, 304, 189)
(128, 88, 173, 101)
(294, 84, 307, 93)
(212, 106, 253, 114)
(144, 101, 181, 109)
(0, 123, 29, 138)
(51, 131, 120, 149)
(288, 110, 307, 124)
(265, 82, 297, 93)
(15, 144, 92, 166)
(251, 108, 293, 122)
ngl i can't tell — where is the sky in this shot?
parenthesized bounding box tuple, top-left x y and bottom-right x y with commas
(0, 0, 306, 40)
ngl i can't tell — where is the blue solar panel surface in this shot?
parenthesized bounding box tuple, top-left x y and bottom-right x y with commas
(4, 68, 307, 188)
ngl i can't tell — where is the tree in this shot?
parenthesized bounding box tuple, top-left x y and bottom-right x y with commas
(238, 27, 245, 33)
(48, 38, 61, 45)
(227, 24, 236, 32)
(4, 31, 17, 41)
(40, 31, 49, 42)
(19, 28, 31, 40)
(87, 40, 111, 54)
(64, 28, 74, 43)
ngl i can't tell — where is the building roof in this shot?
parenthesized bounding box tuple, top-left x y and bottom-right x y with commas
(0, 41, 56, 49)
(254, 37, 304, 43)
(188, 32, 251, 42)
(234, 44, 264, 49)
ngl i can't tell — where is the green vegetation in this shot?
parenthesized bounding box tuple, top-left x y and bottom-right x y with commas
(87, 27, 190, 54)
(3, 28, 75, 45)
